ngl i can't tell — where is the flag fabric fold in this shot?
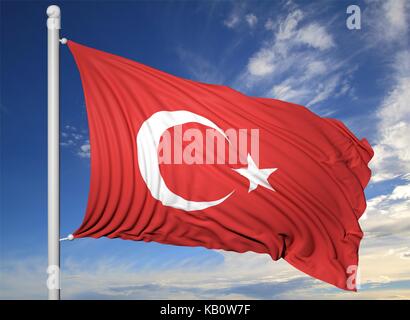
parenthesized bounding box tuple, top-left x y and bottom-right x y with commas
(68, 40, 373, 291)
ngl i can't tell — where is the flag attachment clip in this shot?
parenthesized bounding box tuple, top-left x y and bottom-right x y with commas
(60, 234, 74, 241)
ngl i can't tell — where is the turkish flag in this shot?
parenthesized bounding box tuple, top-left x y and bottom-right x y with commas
(68, 41, 373, 291)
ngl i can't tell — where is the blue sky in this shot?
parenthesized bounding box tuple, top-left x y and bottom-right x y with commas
(1, 0, 409, 299)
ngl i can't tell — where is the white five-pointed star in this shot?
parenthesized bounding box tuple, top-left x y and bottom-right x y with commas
(233, 154, 277, 193)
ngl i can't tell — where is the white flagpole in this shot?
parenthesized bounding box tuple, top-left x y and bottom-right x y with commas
(47, 4, 61, 300)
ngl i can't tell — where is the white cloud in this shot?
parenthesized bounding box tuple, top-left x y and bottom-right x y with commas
(222, 3, 342, 109)
(60, 140, 75, 147)
(363, 183, 410, 238)
(276, 9, 303, 41)
(247, 48, 275, 76)
(236, 7, 348, 110)
(390, 184, 410, 200)
(264, 18, 275, 31)
(271, 83, 309, 102)
(307, 73, 340, 106)
(370, 50, 410, 182)
(245, 13, 258, 28)
(72, 133, 83, 140)
(78, 142, 91, 158)
(305, 60, 327, 77)
(0, 251, 307, 299)
(223, 3, 245, 29)
(2, 239, 410, 299)
(60, 124, 91, 159)
(380, 0, 409, 41)
(273, 10, 334, 50)
(296, 23, 334, 50)
(357, 183, 410, 292)
(224, 13, 240, 29)
(365, 0, 410, 45)
(400, 251, 410, 260)
(223, 8, 259, 30)
(65, 125, 77, 131)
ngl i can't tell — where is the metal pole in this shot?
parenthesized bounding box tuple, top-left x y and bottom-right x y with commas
(47, 4, 61, 300)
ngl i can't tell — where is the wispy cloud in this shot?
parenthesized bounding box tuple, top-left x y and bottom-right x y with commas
(232, 6, 353, 113)
(2, 243, 410, 299)
(175, 47, 225, 84)
(224, 12, 241, 29)
(364, 0, 409, 46)
(370, 50, 410, 182)
(60, 125, 90, 159)
(223, 3, 244, 29)
(78, 141, 90, 158)
(364, 182, 410, 237)
(245, 13, 258, 28)
(295, 22, 334, 50)
(223, 3, 259, 31)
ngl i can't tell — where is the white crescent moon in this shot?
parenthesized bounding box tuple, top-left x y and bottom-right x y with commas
(136, 110, 234, 211)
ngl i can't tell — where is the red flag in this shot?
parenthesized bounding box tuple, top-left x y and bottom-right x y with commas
(68, 41, 373, 291)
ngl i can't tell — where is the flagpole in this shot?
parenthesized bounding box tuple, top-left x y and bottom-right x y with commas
(47, 4, 61, 300)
